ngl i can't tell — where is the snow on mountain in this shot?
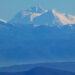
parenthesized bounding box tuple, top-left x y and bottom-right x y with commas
(33, 9, 75, 27)
(10, 7, 75, 27)
(10, 7, 47, 24)
(52, 10, 75, 25)
(0, 19, 7, 23)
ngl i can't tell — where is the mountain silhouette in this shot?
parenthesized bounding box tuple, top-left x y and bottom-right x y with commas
(0, 67, 75, 75)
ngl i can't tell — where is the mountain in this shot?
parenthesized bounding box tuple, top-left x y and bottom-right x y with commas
(0, 7, 75, 66)
(10, 7, 46, 25)
(0, 67, 75, 75)
(10, 7, 75, 27)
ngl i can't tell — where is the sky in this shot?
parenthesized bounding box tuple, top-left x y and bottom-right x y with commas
(0, 0, 75, 21)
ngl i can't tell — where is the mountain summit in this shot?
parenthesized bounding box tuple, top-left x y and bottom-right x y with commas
(24, 7, 46, 13)
(10, 7, 75, 27)
(10, 7, 47, 25)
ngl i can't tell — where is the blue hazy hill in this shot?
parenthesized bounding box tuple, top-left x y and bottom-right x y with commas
(0, 21, 75, 66)
(0, 62, 75, 72)
(0, 67, 75, 75)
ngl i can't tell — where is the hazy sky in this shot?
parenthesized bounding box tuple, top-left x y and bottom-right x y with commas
(0, 0, 75, 21)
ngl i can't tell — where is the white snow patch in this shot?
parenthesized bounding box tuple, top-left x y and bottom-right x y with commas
(52, 10, 75, 25)
(31, 13, 41, 22)
(0, 19, 7, 23)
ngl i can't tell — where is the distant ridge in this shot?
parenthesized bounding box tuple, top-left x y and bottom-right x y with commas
(0, 67, 75, 75)
(0, 62, 75, 72)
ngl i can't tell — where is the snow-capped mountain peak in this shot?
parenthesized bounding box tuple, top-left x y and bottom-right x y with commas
(10, 7, 47, 24)
(10, 7, 75, 27)
(24, 7, 47, 13)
